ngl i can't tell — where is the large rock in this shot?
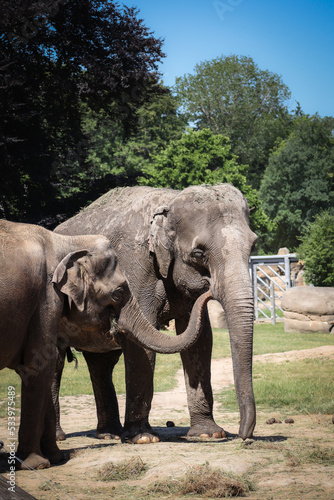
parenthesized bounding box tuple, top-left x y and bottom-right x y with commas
(282, 287, 334, 333)
(207, 300, 228, 329)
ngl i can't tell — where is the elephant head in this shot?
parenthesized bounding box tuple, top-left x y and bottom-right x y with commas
(52, 247, 213, 354)
(149, 184, 257, 438)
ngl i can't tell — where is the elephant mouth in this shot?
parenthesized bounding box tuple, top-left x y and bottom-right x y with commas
(187, 278, 211, 301)
(104, 314, 122, 350)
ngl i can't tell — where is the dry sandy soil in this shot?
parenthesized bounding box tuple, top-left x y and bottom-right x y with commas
(1, 346, 334, 499)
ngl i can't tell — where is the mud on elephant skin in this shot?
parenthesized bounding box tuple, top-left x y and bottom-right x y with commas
(55, 184, 257, 443)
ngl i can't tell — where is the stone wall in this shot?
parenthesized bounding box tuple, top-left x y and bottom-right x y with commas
(281, 286, 334, 333)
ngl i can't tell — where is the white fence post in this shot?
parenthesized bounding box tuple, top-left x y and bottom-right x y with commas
(249, 254, 298, 324)
(270, 281, 276, 325)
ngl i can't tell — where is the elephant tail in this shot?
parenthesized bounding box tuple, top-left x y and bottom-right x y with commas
(66, 347, 78, 369)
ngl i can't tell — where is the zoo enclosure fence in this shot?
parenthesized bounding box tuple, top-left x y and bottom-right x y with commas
(249, 254, 299, 324)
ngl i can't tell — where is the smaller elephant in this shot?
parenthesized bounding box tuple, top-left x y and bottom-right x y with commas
(0, 219, 212, 469)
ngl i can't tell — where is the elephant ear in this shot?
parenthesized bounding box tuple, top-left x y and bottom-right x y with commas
(52, 250, 91, 312)
(149, 205, 175, 279)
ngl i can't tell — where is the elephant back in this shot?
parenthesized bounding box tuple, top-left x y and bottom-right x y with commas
(55, 186, 178, 243)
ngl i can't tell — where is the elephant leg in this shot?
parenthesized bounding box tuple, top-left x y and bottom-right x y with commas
(16, 357, 64, 469)
(51, 347, 67, 441)
(177, 313, 226, 439)
(41, 392, 66, 465)
(121, 338, 159, 444)
(83, 350, 123, 439)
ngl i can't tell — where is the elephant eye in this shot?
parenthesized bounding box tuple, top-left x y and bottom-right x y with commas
(110, 288, 123, 303)
(190, 248, 206, 262)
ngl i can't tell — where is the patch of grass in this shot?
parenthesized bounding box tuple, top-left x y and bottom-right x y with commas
(154, 352, 182, 392)
(211, 323, 334, 360)
(59, 350, 182, 396)
(146, 464, 254, 498)
(98, 457, 147, 481)
(60, 352, 95, 396)
(240, 440, 285, 451)
(285, 445, 334, 466)
(212, 323, 334, 359)
(38, 481, 59, 491)
(251, 323, 334, 356)
(220, 357, 334, 414)
(307, 445, 334, 464)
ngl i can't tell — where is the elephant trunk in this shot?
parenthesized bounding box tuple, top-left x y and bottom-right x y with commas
(116, 291, 213, 354)
(212, 257, 256, 439)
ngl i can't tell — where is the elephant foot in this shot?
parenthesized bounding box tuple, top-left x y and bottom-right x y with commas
(97, 431, 121, 440)
(56, 428, 67, 441)
(187, 421, 226, 439)
(96, 424, 123, 440)
(48, 449, 65, 465)
(40, 442, 66, 465)
(122, 423, 160, 444)
(17, 452, 51, 470)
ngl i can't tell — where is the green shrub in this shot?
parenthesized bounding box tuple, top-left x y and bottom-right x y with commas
(298, 210, 334, 286)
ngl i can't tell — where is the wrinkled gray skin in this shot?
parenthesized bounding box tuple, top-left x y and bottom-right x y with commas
(55, 184, 257, 443)
(0, 219, 212, 469)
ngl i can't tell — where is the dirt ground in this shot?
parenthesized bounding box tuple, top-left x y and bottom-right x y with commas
(1, 346, 334, 499)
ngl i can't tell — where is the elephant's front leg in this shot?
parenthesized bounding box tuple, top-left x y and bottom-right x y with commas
(177, 313, 226, 439)
(16, 358, 64, 469)
(41, 391, 67, 464)
(83, 350, 123, 439)
(122, 338, 159, 444)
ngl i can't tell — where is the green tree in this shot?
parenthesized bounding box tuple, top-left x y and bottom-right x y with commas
(174, 54, 292, 188)
(140, 128, 270, 234)
(0, 0, 165, 225)
(67, 89, 188, 200)
(87, 90, 187, 183)
(298, 210, 334, 286)
(259, 115, 334, 252)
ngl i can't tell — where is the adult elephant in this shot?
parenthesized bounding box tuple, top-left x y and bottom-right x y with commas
(0, 219, 211, 469)
(55, 184, 257, 442)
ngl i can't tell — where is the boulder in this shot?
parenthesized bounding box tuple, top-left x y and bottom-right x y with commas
(207, 300, 228, 329)
(278, 247, 290, 255)
(282, 286, 334, 333)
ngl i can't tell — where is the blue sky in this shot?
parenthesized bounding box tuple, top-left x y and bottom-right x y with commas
(128, 0, 334, 117)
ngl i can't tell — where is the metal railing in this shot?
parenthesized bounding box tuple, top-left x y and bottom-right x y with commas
(249, 254, 298, 324)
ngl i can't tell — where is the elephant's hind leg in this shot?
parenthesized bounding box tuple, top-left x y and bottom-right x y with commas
(52, 347, 67, 441)
(83, 350, 123, 440)
(41, 393, 67, 465)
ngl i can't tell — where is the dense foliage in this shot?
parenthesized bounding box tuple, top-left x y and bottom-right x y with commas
(140, 129, 271, 233)
(0, 0, 165, 224)
(297, 210, 334, 286)
(174, 55, 292, 188)
(141, 129, 243, 188)
(259, 115, 334, 251)
(82, 91, 187, 190)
